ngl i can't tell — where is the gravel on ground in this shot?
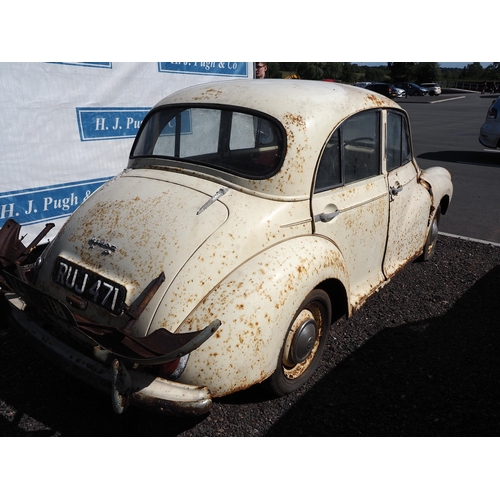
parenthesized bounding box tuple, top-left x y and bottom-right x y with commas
(1, 235, 499, 437)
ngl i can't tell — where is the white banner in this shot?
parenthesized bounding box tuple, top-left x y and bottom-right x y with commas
(0, 62, 252, 243)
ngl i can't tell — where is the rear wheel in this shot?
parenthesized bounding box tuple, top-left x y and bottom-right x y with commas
(421, 206, 441, 261)
(268, 289, 332, 396)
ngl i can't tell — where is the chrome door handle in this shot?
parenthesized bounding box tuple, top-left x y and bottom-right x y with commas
(315, 210, 339, 223)
(390, 184, 403, 196)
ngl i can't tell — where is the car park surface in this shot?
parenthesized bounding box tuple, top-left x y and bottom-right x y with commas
(397, 91, 500, 244)
(2, 234, 499, 437)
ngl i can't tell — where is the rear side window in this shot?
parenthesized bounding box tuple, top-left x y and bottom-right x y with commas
(315, 129, 341, 191)
(315, 110, 380, 192)
(386, 111, 412, 171)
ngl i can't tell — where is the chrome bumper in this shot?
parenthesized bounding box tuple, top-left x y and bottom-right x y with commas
(6, 295, 212, 416)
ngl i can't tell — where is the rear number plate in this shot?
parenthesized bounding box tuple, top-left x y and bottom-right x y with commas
(52, 257, 126, 314)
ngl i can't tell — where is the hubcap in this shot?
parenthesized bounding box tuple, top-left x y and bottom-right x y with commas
(282, 307, 323, 379)
(428, 216, 439, 253)
(291, 319, 318, 363)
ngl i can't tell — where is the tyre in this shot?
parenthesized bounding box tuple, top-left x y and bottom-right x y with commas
(420, 206, 441, 261)
(0, 293, 11, 328)
(268, 289, 332, 396)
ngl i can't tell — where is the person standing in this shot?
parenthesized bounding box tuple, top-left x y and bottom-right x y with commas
(255, 62, 268, 79)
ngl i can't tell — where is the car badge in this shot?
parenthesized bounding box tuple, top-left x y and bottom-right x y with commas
(88, 238, 117, 256)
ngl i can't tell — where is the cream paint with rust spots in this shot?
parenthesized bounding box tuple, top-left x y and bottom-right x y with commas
(18, 80, 453, 408)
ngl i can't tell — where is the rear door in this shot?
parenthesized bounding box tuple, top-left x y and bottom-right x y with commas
(311, 109, 389, 309)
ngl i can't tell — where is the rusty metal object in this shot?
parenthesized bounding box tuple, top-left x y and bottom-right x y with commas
(0, 218, 54, 268)
(1, 265, 220, 363)
(77, 316, 221, 362)
(8, 305, 213, 416)
(0, 219, 220, 363)
(121, 272, 166, 334)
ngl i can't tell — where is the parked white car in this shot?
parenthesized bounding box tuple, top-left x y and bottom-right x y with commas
(0, 80, 453, 416)
(394, 86, 407, 98)
(479, 97, 500, 149)
(420, 83, 442, 96)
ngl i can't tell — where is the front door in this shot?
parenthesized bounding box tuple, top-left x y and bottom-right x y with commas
(383, 110, 430, 278)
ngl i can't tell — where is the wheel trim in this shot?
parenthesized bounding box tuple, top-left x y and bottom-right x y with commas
(282, 307, 323, 380)
(292, 318, 317, 363)
(427, 213, 439, 254)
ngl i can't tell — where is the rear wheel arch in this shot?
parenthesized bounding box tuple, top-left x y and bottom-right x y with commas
(267, 288, 332, 396)
(317, 278, 349, 323)
(175, 237, 352, 397)
(266, 277, 348, 396)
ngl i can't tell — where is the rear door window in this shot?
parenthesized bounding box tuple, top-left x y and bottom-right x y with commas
(315, 109, 380, 192)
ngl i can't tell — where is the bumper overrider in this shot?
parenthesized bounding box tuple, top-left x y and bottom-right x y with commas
(0, 219, 221, 416)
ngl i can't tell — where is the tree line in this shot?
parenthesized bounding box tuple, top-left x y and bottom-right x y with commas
(266, 62, 500, 84)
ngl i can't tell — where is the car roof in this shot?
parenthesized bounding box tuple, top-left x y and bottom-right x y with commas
(152, 80, 402, 200)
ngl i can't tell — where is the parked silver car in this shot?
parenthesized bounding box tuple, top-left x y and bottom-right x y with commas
(394, 86, 407, 98)
(479, 97, 500, 149)
(395, 82, 429, 96)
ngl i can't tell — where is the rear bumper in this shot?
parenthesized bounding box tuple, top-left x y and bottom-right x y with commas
(6, 294, 212, 416)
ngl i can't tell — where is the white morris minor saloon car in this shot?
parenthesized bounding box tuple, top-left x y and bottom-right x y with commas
(0, 80, 453, 416)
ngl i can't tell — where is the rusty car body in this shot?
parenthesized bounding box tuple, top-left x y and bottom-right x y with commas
(0, 80, 453, 416)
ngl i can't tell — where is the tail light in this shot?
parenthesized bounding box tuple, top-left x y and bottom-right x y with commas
(157, 354, 189, 380)
(488, 108, 497, 119)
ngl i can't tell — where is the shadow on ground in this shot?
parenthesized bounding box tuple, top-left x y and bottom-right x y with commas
(418, 151, 499, 166)
(0, 325, 208, 436)
(266, 265, 500, 436)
